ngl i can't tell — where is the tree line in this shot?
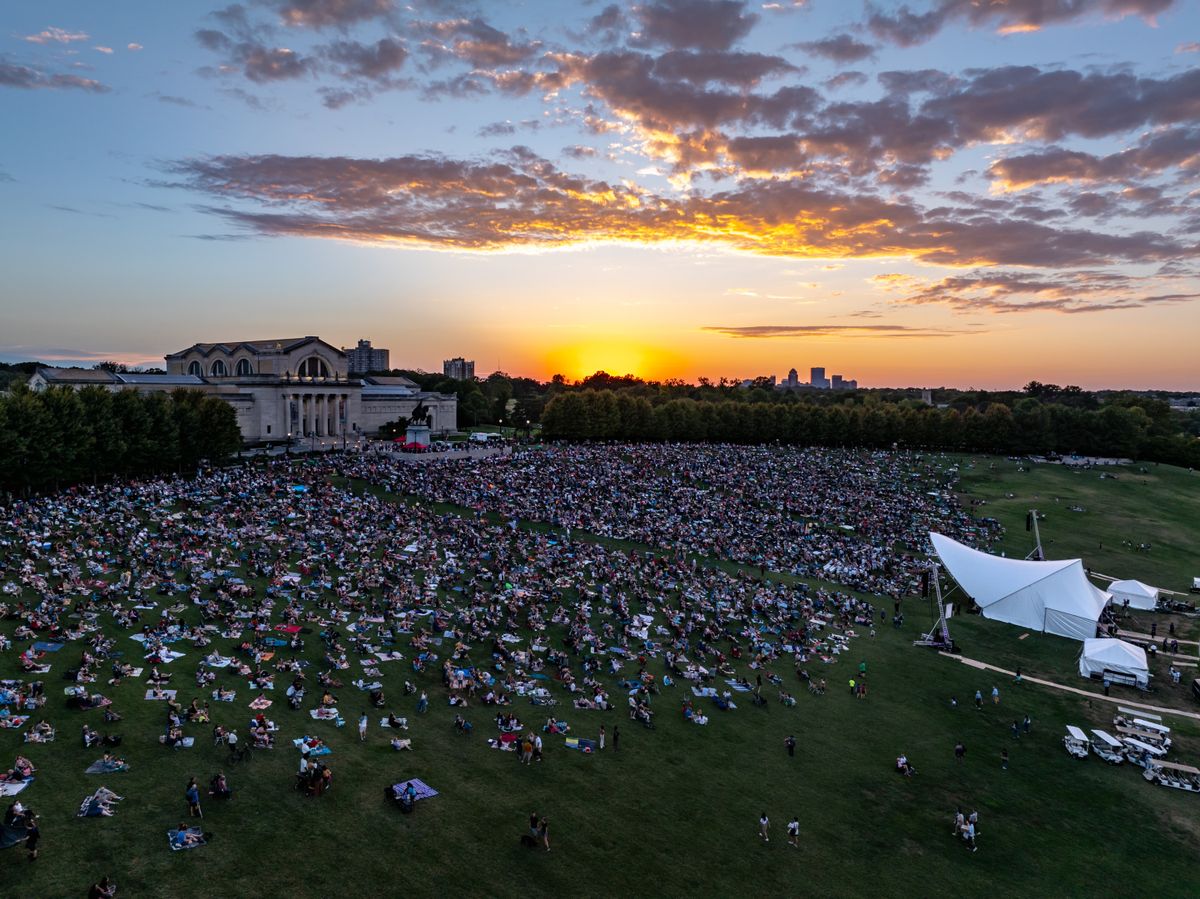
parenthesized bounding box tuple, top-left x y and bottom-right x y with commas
(0, 385, 243, 493)
(539, 389, 1200, 468)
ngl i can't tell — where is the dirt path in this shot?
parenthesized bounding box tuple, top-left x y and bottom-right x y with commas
(937, 652, 1200, 722)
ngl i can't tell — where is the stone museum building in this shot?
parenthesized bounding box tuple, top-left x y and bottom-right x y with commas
(30, 336, 457, 445)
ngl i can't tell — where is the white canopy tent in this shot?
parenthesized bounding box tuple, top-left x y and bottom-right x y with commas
(1079, 638, 1150, 688)
(1108, 579, 1159, 611)
(929, 533, 1111, 641)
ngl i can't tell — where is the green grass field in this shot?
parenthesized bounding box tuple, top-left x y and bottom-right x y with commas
(2, 456, 1199, 898)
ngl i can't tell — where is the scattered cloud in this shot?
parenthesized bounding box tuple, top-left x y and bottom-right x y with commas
(701, 324, 973, 338)
(23, 27, 90, 45)
(633, 1, 759, 52)
(127, 43, 144, 51)
(794, 34, 876, 64)
(867, 0, 1176, 48)
(94, 46, 114, 55)
(0, 59, 110, 92)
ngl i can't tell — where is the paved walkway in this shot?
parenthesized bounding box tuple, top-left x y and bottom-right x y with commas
(937, 652, 1200, 722)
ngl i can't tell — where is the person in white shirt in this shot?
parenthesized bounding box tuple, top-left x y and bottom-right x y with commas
(758, 812, 770, 842)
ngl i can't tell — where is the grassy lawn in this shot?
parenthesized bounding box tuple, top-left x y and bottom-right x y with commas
(3, 457, 1200, 898)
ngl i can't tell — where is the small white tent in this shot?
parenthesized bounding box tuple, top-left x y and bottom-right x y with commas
(1079, 638, 1150, 687)
(1108, 579, 1159, 611)
(930, 533, 1111, 641)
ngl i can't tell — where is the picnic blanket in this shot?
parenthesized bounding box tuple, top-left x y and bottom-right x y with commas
(275, 624, 302, 633)
(32, 642, 63, 652)
(204, 656, 233, 669)
(147, 650, 185, 664)
(380, 717, 408, 728)
(309, 708, 339, 720)
(249, 698, 273, 710)
(565, 737, 597, 752)
(0, 822, 28, 849)
(0, 779, 30, 797)
(86, 759, 129, 774)
(211, 691, 237, 702)
(391, 778, 438, 802)
(144, 689, 177, 701)
(0, 716, 29, 729)
(724, 680, 752, 693)
(373, 652, 404, 663)
(167, 827, 207, 850)
(691, 686, 717, 698)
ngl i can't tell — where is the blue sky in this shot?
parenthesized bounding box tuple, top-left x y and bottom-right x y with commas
(1, 1, 1198, 388)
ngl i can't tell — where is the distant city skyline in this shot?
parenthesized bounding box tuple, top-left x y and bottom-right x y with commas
(2, 2, 1199, 390)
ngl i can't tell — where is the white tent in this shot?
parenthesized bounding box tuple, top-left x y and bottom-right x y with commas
(1108, 579, 1159, 611)
(1079, 638, 1150, 687)
(930, 533, 1111, 641)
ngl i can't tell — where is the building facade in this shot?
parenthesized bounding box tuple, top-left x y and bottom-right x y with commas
(31, 336, 456, 444)
(343, 339, 389, 374)
(443, 357, 475, 380)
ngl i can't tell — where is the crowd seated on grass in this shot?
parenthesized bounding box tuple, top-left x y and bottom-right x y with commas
(0, 445, 987, 879)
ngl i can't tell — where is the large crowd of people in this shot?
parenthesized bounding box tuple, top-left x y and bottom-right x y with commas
(0, 444, 997, 884)
(345, 444, 998, 597)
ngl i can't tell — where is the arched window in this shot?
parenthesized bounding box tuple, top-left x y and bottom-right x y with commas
(210, 359, 227, 377)
(235, 358, 253, 376)
(187, 361, 201, 376)
(299, 356, 329, 378)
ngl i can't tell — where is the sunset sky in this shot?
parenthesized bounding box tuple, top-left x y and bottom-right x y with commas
(1, 1, 1198, 388)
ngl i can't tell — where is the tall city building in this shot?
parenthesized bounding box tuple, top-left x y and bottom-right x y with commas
(343, 339, 389, 374)
(831, 374, 844, 389)
(810, 366, 828, 389)
(787, 368, 798, 387)
(443, 357, 475, 380)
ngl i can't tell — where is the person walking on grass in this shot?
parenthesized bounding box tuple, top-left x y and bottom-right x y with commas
(785, 735, 796, 757)
(974, 690, 983, 710)
(991, 685, 1000, 705)
(955, 740, 966, 763)
(539, 817, 550, 852)
(599, 725, 605, 750)
(1001, 748, 1009, 770)
(1023, 714, 1031, 735)
(787, 817, 800, 848)
(358, 711, 368, 742)
(759, 812, 770, 843)
(416, 691, 428, 714)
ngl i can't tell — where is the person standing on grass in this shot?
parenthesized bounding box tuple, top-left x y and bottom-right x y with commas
(1001, 748, 1009, 770)
(1011, 721, 1020, 739)
(991, 686, 1000, 705)
(539, 817, 550, 852)
(24, 809, 39, 861)
(759, 812, 770, 843)
(1014, 667, 1022, 686)
(785, 735, 796, 757)
(599, 725, 605, 750)
(974, 690, 983, 710)
(417, 690, 428, 714)
(185, 778, 201, 818)
(529, 811, 539, 841)
(1023, 714, 1031, 735)
(359, 711, 368, 742)
(787, 817, 800, 848)
(955, 740, 966, 763)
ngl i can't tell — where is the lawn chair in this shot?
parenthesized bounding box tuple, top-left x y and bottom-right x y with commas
(1063, 725, 1090, 760)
